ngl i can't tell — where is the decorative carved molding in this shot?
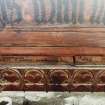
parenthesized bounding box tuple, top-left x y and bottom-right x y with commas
(0, 68, 105, 92)
(24, 69, 46, 91)
(1, 0, 105, 93)
(48, 70, 69, 91)
(0, 68, 23, 91)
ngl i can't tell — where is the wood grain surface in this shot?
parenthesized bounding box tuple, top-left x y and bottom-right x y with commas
(0, 0, 105, 92)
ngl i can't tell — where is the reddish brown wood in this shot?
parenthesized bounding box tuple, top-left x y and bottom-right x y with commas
(1, 27, 105, 91)
(1, 0, 105, 92)
(0, 68, 105, 92)
(1, 47, 105, 56)
(75, 56, 105, 65)
(0, 55, 73, 65)
(1, 27, 105, 47)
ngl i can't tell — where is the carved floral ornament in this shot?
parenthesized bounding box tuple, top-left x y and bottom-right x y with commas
(0, 68, 105, 91)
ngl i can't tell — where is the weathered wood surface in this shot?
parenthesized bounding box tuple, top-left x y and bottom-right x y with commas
(1, 47, 105, 56)
(0, 67, 105, 92)
(1, 27, 105, 47)
(1, 0, 105, 92)
(75, 56, 105, 65)
(0, 0, 105, 48)
(0, 55, 73, 65)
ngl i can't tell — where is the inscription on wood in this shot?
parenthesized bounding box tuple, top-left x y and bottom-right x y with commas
(75, 56, 105, 65)
(0, 56, 73, 65)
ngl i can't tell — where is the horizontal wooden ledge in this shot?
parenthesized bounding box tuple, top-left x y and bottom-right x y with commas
(0, 65, 105, 70)
(1, 28, 105, 47)
(0, 47, 105, 56)
(4, 26, 105, 32)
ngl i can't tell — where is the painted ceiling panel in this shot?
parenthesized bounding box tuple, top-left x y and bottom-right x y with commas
(0, 0, 105, 30)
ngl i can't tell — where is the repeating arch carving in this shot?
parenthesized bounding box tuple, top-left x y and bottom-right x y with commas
(24, 69, 46, 91)
(95, 70, 105, 84)
(0, 68, 105, 91)
(49, 70, 69, 84)
(71, 70, 94, 91)
(0, 68, 23, 91)
(48, 70, 69, 91)
(73, 70, 94, 84)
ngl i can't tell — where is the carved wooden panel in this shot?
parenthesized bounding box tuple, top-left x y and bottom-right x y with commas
(24, 69, 46, 91)
(0, 68, 105, 92)
(0, 68, 23, 91)
(47, 69, 70, 91)
(1, 0, 105, 92)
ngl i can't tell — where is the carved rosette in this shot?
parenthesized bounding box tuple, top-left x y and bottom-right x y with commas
(0, 68, 23, 91)
(47, 70, 69, 91)
(95, 70, 105, 91)
(24, 69, 46, 91)
(72, 70, 94, 92)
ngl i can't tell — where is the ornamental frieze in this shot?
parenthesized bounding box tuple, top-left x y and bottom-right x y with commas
(0, 68, 105, 92)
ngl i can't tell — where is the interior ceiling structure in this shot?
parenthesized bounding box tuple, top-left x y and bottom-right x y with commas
(0, 0, 105, 92)
(0, 0, 105, 29)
